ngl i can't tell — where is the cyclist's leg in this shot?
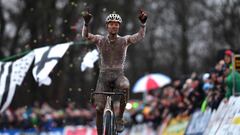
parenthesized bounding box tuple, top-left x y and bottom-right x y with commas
(115, 75, 130, 131)
(94, 77, 107, 135)
(115, 75, 130, 117)
(96, 102, 105, 135)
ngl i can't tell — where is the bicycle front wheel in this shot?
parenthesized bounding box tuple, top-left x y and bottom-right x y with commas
(104, 111, 114, 135)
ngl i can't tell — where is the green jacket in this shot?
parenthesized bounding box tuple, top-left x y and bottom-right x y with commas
(225, 71, 240, 98)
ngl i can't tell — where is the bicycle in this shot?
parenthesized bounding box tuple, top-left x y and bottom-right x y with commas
(91, 91, 126, 135)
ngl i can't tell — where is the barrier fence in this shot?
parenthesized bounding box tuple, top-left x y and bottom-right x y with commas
(2, 96, 240, 135)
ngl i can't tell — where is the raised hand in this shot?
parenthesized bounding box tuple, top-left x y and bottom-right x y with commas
(82, 8, 92, 25)
(138, 9, 148, 24)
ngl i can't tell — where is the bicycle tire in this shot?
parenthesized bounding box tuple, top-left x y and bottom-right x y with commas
(104, 111, 114, 135)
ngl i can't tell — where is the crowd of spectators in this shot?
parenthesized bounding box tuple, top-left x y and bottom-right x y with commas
(128, 49, 236, 129)
(0, 101, 94, 131)
(0, 49, 238, 131)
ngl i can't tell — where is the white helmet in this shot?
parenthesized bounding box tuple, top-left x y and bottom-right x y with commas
(105, 13, 122, 24)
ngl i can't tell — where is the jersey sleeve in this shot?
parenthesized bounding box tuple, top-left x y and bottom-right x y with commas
(82, 25, 103, 44)
(124, 24, 146, 46)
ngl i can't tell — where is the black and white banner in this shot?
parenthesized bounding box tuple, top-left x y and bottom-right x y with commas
(81, 49, 99, 71)
(32, 42, 72, 86)
(0, 52, 34, 112)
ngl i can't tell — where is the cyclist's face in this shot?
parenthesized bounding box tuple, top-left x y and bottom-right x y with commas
(106, 21, 120, 35)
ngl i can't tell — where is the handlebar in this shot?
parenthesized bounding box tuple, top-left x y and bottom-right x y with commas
(90, 91, 126, 104)
(92, 91, 125, 96)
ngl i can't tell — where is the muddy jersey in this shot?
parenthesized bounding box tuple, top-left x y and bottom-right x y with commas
(82, 24, 146, 70)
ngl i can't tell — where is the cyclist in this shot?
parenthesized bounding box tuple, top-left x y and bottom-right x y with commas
(82, 9, 147, 135)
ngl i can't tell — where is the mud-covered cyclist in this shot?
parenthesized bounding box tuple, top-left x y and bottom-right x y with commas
(82, 9, 147, 135)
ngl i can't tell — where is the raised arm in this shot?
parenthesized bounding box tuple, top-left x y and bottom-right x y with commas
(125, 9, 148, 45)
(82, 10, 102, 43)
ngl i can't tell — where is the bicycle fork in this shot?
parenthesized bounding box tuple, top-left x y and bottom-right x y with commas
(104, 96, 115, 134)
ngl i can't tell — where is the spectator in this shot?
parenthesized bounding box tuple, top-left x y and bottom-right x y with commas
(224, 68, 240, 99)
(223, 50, 240, 99)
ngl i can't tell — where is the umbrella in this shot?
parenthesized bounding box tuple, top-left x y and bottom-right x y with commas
(132, 73, 171, 93)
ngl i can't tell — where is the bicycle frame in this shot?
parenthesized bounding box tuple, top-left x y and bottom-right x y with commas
(91, 91, 125, 135)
